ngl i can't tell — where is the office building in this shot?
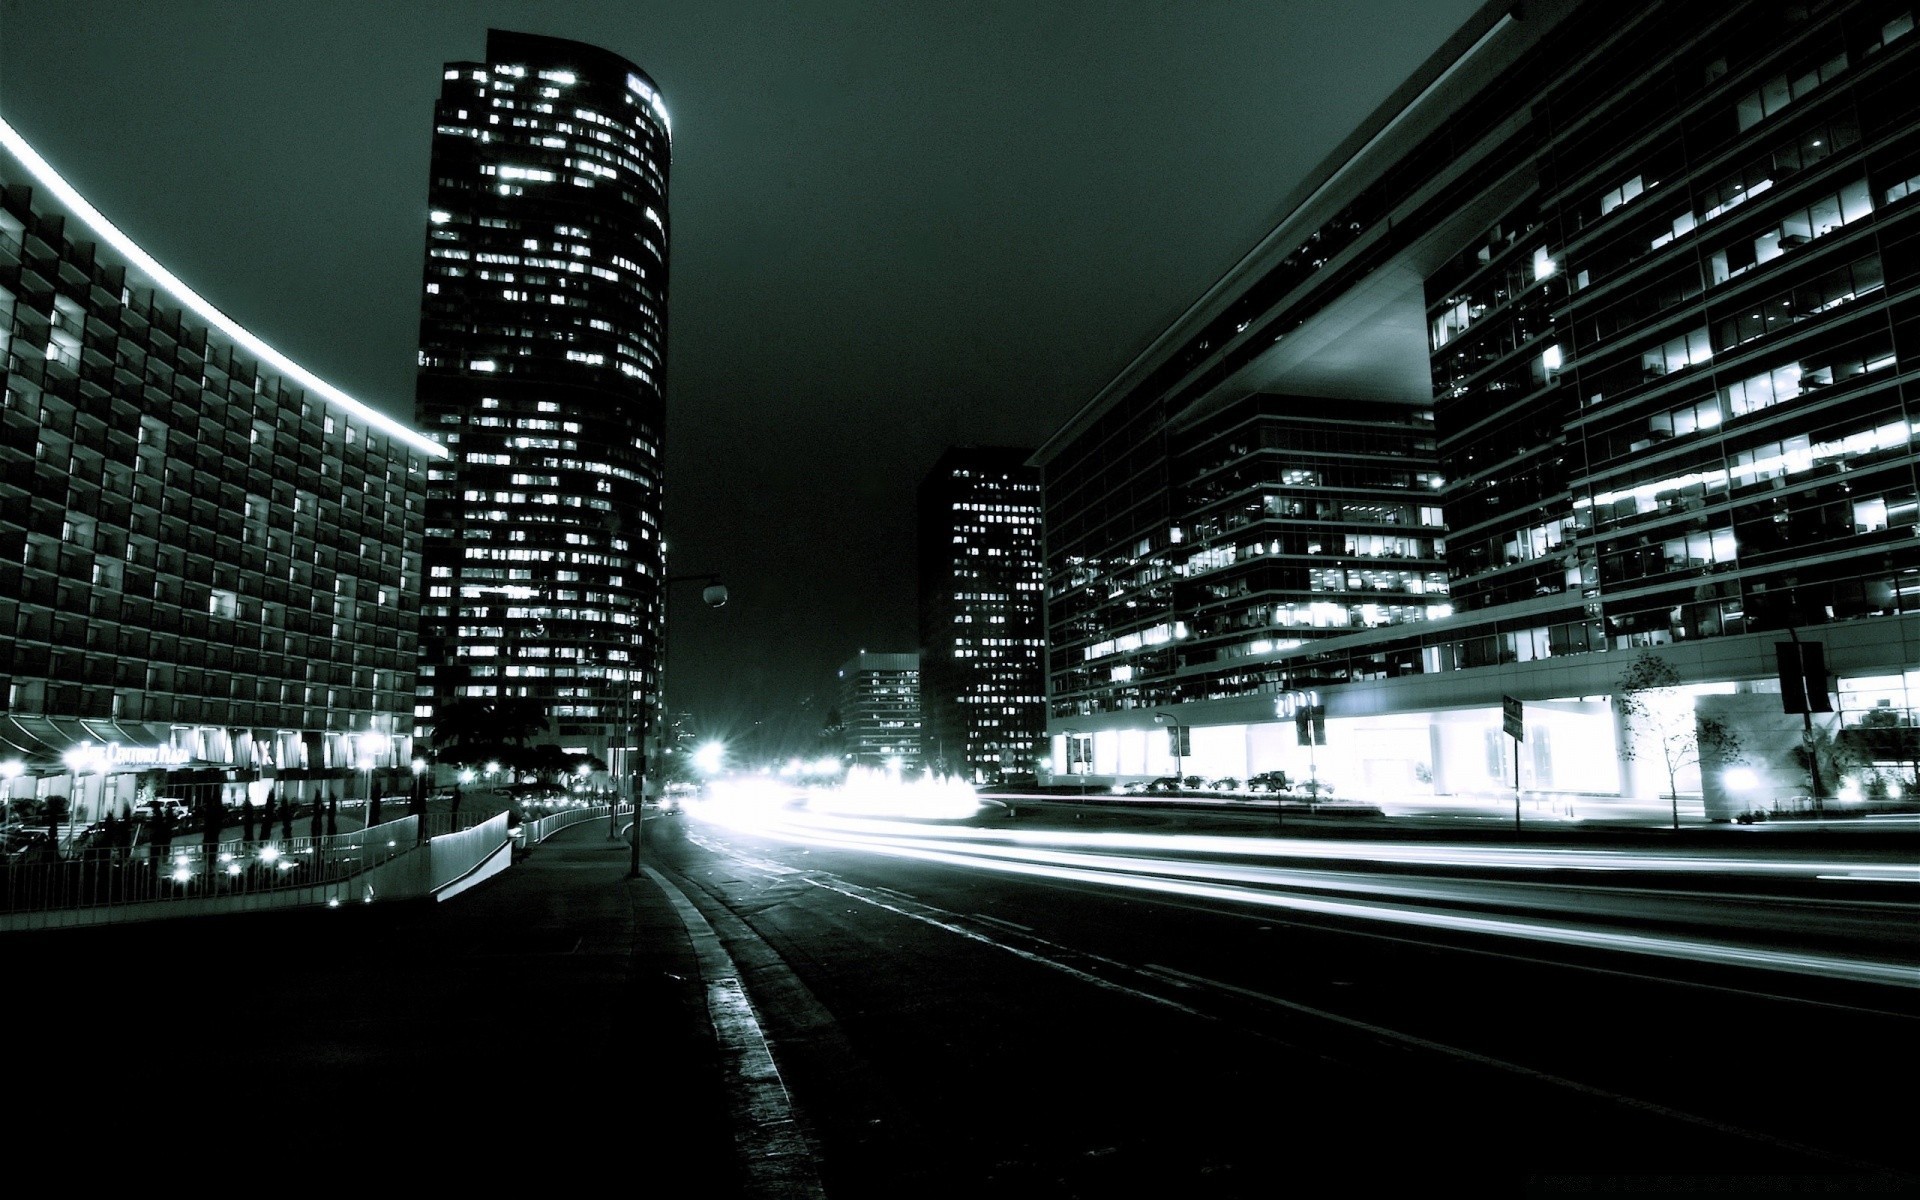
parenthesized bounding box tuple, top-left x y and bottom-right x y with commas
(413, 30, 673, 778)
(836, 652, 922, 772)
(916, 446, 1046, 783)
(1032, 0, 1920, 817)
(0, 117, 438, 825)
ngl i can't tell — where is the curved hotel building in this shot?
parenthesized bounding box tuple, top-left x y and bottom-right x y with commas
(413, 30, 672, 777)
(0, 117, 440, 826)
(1035, 0, 1920, 817)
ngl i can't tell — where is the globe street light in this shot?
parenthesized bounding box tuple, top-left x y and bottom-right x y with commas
(630, 573, 727, 877)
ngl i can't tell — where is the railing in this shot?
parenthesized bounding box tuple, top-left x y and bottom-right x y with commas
(0, 816, 424, 916)
(516, 801, 630, 850)
(0, 805, 555, 932)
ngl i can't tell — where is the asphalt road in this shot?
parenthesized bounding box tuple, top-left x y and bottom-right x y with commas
(643, 798, 1919, 1197)
(7, 799, 1915, 1198)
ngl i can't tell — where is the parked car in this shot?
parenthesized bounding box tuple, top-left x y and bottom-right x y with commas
(1, 828, 56, 862)
(135, 798, 192, 823)
(1127, 776, 1183, 794)
(1247, 771, 1291, 794)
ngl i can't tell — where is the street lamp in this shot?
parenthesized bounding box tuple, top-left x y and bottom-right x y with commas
(1, 758, 21, 847)
(358, 731, 389, 827)
(630, 573, 728, 877)
(411, 757, 428, 842)
(1153, 712, 1184, 787)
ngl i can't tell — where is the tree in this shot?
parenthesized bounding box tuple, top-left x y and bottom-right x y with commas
(1789, 726, 1865, 811)
(1617, 651, 1743, 830)
(428, 698, 550, 769)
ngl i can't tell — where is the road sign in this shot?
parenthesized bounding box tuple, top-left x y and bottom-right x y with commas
(1165, 725, 1191, 756)
(1776, 640, 1832, 714)
(1502, 695, 1524, 741)
(1295, 705, 1326, 746)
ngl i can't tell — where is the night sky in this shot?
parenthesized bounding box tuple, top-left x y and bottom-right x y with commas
(0, 0, 1484, 755)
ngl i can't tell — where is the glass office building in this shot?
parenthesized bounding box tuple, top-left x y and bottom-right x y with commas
(413, 30, 672, 777)
(0, 117, 437, 826)
(836, 652, 923, 773)
(916, 446, 1046, 783)
(1033, 0, 1920, 816)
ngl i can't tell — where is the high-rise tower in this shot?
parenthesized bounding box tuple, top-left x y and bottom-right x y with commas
(413, 30, 671, 776)
(916, 446, 1046, 783)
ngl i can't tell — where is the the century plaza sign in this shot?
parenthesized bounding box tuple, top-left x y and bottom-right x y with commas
(103, 742, 190, 768)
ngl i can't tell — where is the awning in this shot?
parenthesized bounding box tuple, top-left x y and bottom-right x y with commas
(73, 718, 172, 747)
(0, 716, 195, 772)
(0, 715, 66, 768)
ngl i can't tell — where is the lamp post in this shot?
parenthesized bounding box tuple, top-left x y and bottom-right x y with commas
(358, 731, 389, 829)
(629, 573, 728, 877)
(1152, 712, 1184, 788)
(454, 767, 474, 829)
(411, 757, 427, 842)
(1, 758, 21, 849)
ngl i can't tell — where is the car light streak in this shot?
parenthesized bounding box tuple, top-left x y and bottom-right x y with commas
(689, 799, 1920, 884)
(686, 803, 1918, 989)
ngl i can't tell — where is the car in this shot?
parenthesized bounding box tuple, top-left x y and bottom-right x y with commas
(1247, 771, 1291, 794)
(1127, 776, 1183, 795)
(0, 828, 56, 862)
(134, 799, 192, 823)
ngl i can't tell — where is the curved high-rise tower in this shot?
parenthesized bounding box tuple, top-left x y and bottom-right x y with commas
(413, 29, 670, 777)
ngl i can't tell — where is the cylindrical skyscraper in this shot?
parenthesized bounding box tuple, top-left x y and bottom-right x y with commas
(413, 29, 670, 780)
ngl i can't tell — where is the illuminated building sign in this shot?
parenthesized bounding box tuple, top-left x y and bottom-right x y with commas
(106, 742, 191, 769)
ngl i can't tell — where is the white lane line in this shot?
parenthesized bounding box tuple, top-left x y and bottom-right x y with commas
(1142, 964, 1895, 1175)
(973, 914, 1035, 934)
(644, 866, 827, 1200)
(796, 873, 1217, 1021)
(798, 864, 1892, 1176)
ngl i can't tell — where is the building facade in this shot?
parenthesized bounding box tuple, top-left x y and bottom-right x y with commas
(413, 29, 674, 779)
(0, 117, 438, 827)
(1033, 0, 1920, 817)
(915, 446, 1047, 783)
(836, 652, 923, 772)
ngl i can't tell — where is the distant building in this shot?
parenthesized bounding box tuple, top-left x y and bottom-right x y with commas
(412, 29, 673, 781)
(836, 652, 922, 772)
(0, 117, 440, 824)
(916, 446, 1046, 782)
(1032, 0, 1920, 818)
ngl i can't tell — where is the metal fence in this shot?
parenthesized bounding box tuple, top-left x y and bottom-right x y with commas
(516, 801, 630, 850)
(0, 815, 424, 916)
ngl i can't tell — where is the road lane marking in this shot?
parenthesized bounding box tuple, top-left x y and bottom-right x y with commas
(794, 862, 1898, 1177)
(1140, 964, 1896, 1176)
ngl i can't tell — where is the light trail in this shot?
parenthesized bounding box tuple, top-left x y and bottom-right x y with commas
(690, 795, 1920, 883)
(683, 798, 1920, 990)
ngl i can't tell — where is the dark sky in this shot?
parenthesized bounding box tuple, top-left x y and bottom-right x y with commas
(0, 0, 1485, 755)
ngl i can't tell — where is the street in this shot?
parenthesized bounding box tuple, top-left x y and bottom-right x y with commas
(7, 797, 1913, 1197)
